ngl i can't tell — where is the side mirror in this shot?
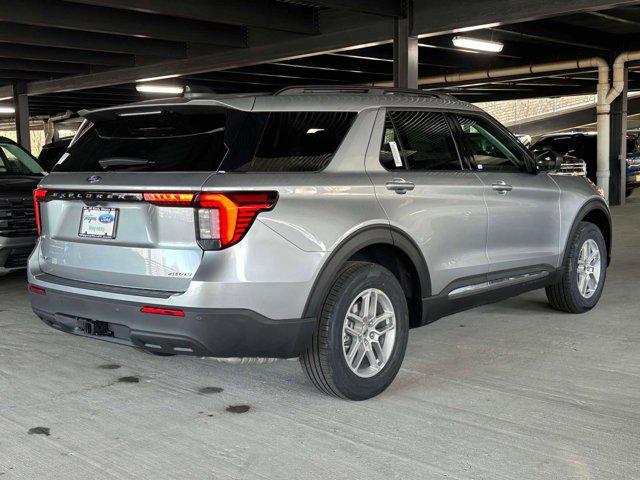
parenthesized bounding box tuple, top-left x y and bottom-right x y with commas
(534, 150, 561, 172)
(555, 154, 564, 170)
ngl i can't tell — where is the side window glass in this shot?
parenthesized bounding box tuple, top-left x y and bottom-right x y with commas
(379, 111, 462, 171)
(456, 115, 528, 173)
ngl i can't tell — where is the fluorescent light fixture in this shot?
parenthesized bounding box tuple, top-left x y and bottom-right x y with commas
(118, 110, 163, 117)
(0, 96, 11, 101)
(0, 105, 15, 114)
(136, 74, 180, 83)
(452, 36, 504, 53)
(136, 84, 184, 95)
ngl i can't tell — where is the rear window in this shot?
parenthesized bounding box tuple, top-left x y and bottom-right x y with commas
(55, 108, 356, 173)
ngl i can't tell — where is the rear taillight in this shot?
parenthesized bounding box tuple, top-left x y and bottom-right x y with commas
(33, 188, 47, 236)
(143, 192, 194, 207)
(194, 192, 278, 250)
(141, 306, 185, 317)
(28, 284, 46, 295)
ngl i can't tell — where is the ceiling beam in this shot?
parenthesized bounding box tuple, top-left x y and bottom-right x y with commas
(225, 64, 373, 83)
(0, 23, 187, 57)
(413, 0, 640, 37)
(0, 0, 246, 46)
(0, 70, 56, 80)
(65, 0, 318, 34)
(492, 21, 617, 50)
(0, 44, 134, 67)
(307, 0, 402, 17)
(587, 8, 640, 26)
(0, 58, 89, 74)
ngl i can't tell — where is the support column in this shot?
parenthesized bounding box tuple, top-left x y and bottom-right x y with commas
(393, 2, 418, 89)
(609, 65, 628, 206)
(12, 81, 30, 152)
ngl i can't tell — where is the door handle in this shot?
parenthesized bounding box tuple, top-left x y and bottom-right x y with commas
(492, 180, 513, 194)
(386, 178, 415, 194)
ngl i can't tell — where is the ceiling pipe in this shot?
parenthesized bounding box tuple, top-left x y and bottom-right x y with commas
(372, 55, 640, 203)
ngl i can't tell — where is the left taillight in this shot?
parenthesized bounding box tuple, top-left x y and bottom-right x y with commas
(33, 188, 47, 236)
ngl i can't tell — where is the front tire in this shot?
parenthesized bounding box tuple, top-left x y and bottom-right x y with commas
(300, 262, 409, 400)
(546, 222, 607, 313)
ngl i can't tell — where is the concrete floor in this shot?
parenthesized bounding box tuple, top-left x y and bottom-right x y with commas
(1, 196, 639, 480)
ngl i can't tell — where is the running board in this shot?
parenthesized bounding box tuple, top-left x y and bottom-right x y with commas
(448, 271, 550, 299)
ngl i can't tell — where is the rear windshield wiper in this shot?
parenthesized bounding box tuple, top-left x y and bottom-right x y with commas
(98, 157, 156, 169)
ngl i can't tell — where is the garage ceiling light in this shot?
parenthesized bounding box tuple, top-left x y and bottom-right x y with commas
(136, 84, 184, 95)
(0, 105, 15, 114)
(452, 36, 504, 53)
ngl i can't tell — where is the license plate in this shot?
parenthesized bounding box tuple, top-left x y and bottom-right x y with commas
(78, 207, 119, 239)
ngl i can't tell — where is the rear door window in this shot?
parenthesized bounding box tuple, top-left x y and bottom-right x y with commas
(380, 110, 462, 171)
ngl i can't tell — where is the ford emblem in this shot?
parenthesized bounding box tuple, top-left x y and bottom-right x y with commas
(86, 175, 102, 183)
(98, 213, 114, 224)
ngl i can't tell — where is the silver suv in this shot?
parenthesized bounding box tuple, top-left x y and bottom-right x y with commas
(28, 87, 611, 400)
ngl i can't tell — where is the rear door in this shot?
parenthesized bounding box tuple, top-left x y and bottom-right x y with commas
(366, 108, 488, 295)
(452, 113, 561, 274)
(37, 107, 232, 292)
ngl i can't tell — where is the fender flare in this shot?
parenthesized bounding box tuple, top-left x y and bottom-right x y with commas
(561, 199, 612, 267)
(302, 225, 431, 319)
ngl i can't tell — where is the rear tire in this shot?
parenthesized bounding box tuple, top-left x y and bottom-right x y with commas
(300, 261, 409, 400)
(546, 222, 606, 313)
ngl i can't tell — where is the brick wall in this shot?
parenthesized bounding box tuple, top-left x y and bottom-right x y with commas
(475, 95, 595, 125)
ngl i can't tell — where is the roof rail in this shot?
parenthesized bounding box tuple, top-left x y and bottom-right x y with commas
(273, 85, 445, 98)
(184, 85, 217, 98)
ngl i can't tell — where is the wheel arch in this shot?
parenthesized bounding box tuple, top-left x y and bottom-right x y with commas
(302, 225, 431, 328)
(563, 199, 612, 266)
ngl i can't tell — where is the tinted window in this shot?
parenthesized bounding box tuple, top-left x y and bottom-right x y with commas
(221, 111, 355, 172)
(55, 109, 355, 173)
(0, 142, 44, 175)
(379, 111, 461, 171)
(456, 115, 528, 173)
(56, 110, 229, 172)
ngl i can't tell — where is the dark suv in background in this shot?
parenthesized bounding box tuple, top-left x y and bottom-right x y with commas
(532, 132, 640, 197)
(0, 137, 44, 275)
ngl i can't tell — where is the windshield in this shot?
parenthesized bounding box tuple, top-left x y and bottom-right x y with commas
(55, 107, 356, 173)
(0, 142, 44, 175)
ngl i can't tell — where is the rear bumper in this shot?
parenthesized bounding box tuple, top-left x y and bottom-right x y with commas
(30, 286, 316, 358)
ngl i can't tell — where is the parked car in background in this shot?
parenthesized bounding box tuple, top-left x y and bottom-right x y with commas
(532, 132, 640, 197)
(37, 137, 72, 172)
(28, 88, 611, 399)
(0, 137, 44, 275)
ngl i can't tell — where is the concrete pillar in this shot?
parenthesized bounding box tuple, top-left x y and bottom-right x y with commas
(393, 2, 418, 90)
(12, 81, 30, 152)
(609, 65, 628, 206)
(44, 118, 59, 144)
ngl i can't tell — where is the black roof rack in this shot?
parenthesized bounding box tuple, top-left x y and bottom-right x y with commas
(273, 85, 447, 99)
